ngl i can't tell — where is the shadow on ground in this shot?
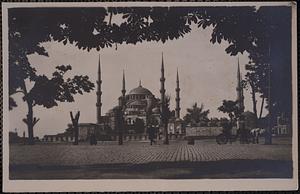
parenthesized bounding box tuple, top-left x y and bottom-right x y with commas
(10, 159, 293, 179)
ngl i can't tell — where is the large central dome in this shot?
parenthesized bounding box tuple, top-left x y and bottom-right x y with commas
(128, 85, 153, 96)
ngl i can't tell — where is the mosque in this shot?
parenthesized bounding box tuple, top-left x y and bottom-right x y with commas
(98, 53, 183, 137)
(42, 54, 184, 142)
(42, 55, 250, 143)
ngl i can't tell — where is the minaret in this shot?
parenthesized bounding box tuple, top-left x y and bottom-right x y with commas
(160, 53, 166, 115)
(175, 68, 181, 119)
(96, 55, 102, 124)
(122, 69, 126, 98)
(236, 58, 245, 113)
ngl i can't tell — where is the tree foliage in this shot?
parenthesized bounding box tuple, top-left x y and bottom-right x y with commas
(12, 63, 94, 144)
(9, 6, 292, 125)
(11, 64, 94, 109)
(184, 103, 210, 127)
(27, 65, 94, 108)
(161, 95, 173, 123)
(242, 62, 268, 119)
(217, 100, 240, 124)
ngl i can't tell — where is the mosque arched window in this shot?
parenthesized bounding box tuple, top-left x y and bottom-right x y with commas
(127, 118, 131, 124)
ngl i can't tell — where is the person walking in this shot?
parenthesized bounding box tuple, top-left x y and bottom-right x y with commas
(148, 125, 156, 145)
(90, 132, 97, 145)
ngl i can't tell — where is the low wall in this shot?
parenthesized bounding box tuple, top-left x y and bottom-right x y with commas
(42, 133, 186, 143)
(42, 136, 74, 142)
(110, 134, 185, 141)
(186, 127, 238, 137)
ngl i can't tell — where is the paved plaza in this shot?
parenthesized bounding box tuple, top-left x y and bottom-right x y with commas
(9, 137, 293, 179)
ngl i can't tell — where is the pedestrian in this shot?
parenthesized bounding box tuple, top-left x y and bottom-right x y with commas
(252, 130, 256, 144)
(148, 125, 155, 145)
(90, 133, 97, 145)
(255, 129, 260, 144)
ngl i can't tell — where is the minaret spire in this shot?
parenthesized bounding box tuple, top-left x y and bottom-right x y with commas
(122, 69, 126, 98)
(160, 52, 166, 118)
(175, 68, 181, 119)
(236, 57, 244, 113)
(139, 79, 142, 87)
(96, 54, 102, 124)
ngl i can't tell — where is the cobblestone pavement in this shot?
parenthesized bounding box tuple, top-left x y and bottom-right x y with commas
(10, 137, 292, 167)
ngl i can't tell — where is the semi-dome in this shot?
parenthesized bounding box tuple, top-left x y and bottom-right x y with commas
(127, 100, 145, 107)
(152, 107, 160, 114)
(241, 111, 257, 119)
(128, 85, 153, 96)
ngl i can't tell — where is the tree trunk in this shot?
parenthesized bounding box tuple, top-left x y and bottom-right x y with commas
(116, 107, 123, 145)
(229, 113, 233, 125)
(259, 96, 265, 119)
(161, 104, 169, 145)
(118, 118, 123, 145)
(163, 121, 169, 145)
(73, 124, 79, 145)
(22, 82, 35, 145)
(70, 111, 80, 145)
(249, 81, 258, 119)
(26, 100, 35, 145)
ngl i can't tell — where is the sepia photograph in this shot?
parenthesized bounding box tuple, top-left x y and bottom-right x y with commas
(2, 1, 298, 192)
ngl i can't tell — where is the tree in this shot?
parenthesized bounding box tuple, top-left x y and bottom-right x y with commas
(217, 100, 240, 124)
(9, 6, 292, 145)
(183, 103, 210, 127)
(10, 65, 94, 145)
(161, 95, 173, 145)
(148, 115, 159, 127)
(219, 117, 230, 125)
(134, 118, 145, 134)
(113, 106, 124, 145)
(70, 111, 80, 145)
(243, 62, 268, 120)
(209, 117, 220, 127)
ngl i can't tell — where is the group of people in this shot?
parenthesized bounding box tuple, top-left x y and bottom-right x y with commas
(222, 120, 264, 144)
(250, 128, 266, 144)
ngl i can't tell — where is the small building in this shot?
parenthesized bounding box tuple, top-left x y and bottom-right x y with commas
(168, 118, 185, 135)
(9, 132, 22, 144)
(77, 123, 97, 141)
(273, 114, 291, 136)
(43, 131, 74, 142)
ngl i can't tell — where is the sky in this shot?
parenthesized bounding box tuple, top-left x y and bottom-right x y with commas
(9, 25, 266, 138)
